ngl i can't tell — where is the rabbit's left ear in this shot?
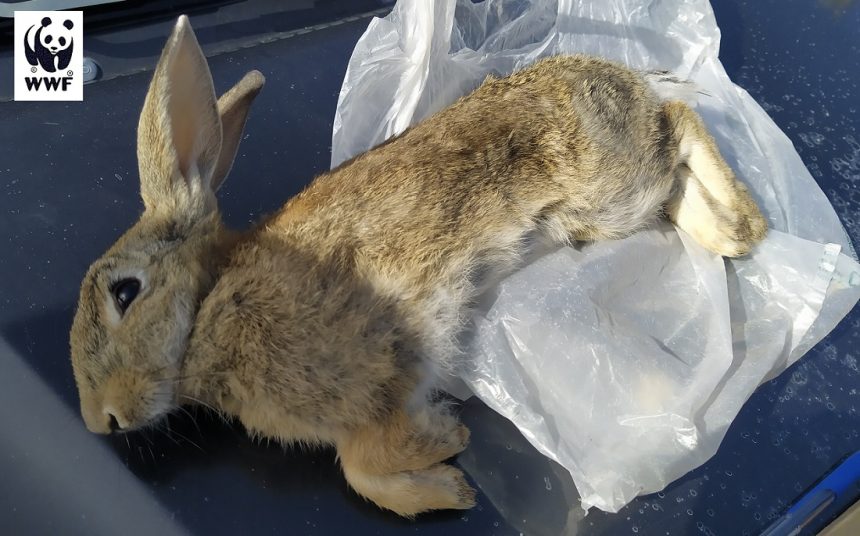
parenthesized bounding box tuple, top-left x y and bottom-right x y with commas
(210, 69, 265, 192)
(137, 15, 222, 220)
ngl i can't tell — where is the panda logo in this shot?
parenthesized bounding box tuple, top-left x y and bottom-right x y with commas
(24, 17, 75, 73)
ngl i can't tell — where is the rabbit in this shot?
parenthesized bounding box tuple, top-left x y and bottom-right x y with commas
(70, 15, 766, 517)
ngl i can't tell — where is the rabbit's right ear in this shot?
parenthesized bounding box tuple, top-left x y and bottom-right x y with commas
(136, 15, 222, 221)
(210, 69, 265, 192)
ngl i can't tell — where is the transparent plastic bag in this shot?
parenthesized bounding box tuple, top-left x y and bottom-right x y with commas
(332, 0, 860, 512)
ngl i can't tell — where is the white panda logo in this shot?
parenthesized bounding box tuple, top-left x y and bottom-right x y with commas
(24, 17, 75, 73)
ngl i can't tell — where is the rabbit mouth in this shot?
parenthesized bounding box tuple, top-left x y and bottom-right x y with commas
(125, 393, 178, 432)
(109, 412, 167, 434)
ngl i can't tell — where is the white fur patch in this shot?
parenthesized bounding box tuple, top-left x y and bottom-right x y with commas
(685, 142, 733, 207)
(671, 172, 741, 257)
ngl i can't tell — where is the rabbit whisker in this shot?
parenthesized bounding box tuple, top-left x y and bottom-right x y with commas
(178, 394, 232, 426)
(158, 422, 184, 448)
(169, 427, 206, 453)
(138, 430, 155, 446)
(176, 406, 202, 434)
(178, 394, 217, 412)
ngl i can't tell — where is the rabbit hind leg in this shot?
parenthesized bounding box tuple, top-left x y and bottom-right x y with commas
(662, 101, 767, 257)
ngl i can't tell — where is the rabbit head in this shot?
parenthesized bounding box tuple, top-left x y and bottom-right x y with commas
(70, 16, 264, 434)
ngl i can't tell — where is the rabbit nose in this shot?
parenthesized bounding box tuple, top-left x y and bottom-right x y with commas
(102, 406, 129, 433)
(107, 413, 121, 433)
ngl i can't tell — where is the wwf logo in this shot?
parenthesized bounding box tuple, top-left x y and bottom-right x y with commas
(24, 17, 75, 73)
(14, 11, 83, 101)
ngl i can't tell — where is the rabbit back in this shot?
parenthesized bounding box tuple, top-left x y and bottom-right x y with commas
(264, 56, 682, 369)
(187, 54, 765, 431)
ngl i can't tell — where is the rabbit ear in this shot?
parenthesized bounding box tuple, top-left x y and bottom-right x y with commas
(210, 70, 265, 191)
(137, 15, 222, 220)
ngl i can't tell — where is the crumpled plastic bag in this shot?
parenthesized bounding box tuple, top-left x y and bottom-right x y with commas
(331, 0, 860, 513)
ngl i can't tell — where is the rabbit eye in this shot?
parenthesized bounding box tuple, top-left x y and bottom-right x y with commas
(112, 278, 141, 313)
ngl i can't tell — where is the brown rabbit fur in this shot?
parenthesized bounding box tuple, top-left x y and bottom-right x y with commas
(70, 16, 767, 517)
